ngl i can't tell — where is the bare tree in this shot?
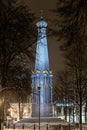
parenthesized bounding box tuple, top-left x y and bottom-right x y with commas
(0, 0, 36, 88)
(0, 0, 36, 128)
(52, 0, 87, 129)
(53, 71, 75, 121)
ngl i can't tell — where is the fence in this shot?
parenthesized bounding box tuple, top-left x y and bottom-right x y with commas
(4, 123, 87, 130)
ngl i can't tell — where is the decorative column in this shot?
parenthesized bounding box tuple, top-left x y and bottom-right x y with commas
(32, 17, 53, 117)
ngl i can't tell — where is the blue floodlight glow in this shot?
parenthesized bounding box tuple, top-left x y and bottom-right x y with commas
(32, 17, 53, 104)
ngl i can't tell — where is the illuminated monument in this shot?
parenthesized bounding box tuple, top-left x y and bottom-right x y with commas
(32, 17, 53, 117)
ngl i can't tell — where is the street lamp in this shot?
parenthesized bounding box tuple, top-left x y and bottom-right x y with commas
(37, 86, 40, 130)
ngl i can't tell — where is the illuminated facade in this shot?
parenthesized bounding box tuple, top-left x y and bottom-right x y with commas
(32, 17, 53, 117)
(8, 103, 32, 122)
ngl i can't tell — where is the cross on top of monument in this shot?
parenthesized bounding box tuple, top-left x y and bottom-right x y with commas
(40, 10, 44, 20)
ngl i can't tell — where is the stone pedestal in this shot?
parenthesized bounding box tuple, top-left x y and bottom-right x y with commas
(32, 103, 53, 117)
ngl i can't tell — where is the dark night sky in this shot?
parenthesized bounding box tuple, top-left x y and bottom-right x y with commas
(22, 0, 64, 73)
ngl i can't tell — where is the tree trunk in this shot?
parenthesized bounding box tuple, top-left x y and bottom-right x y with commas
(79, 92, 82, 130)
(73, 106, 75, 123)
(19, 97, 21, 121)
(85, 101, 87, 124)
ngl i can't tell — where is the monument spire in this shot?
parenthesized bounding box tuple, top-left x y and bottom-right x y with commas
(32, 17, 53, 117)
(35, 16, 49, 72)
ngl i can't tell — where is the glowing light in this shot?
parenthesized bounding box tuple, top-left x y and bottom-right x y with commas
(32, 18, 53, 117)
(43, 70, 48, 74)
(36, 70, 40, 73)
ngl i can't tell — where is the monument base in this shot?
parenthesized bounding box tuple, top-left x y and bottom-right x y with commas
(32, 103, 54, 117)
(16, 103, 64, 124)
(17, 117, 63, 123)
